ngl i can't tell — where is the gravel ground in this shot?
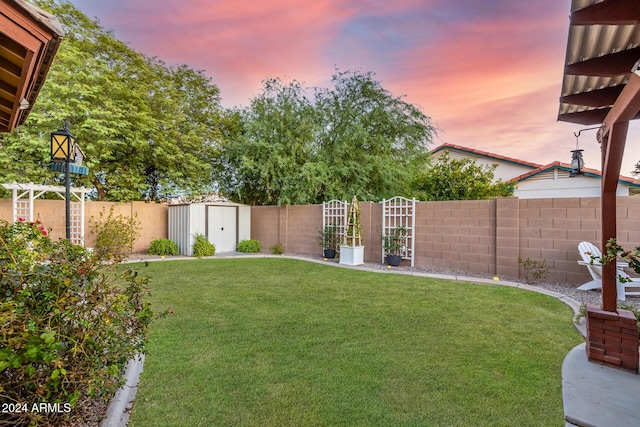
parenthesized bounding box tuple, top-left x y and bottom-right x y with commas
(341, 257, 640, 311)
(126, 251, 640, 311)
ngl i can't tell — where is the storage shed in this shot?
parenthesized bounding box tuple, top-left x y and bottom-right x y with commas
(168, 202, 251, 256)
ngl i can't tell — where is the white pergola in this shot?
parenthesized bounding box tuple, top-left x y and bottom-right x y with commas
(2, 182, 91, 245)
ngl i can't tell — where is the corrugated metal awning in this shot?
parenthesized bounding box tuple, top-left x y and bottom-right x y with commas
(558, 0, 640, 125)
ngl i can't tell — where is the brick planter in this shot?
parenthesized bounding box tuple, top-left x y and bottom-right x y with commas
(585, 304, 639, 373)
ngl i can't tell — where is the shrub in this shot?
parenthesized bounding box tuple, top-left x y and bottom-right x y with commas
(192, 233, 215, 257)
(0, 219, 153, 426)
(89, 206, 141, 263)
(269, 242, 284, 255)
(237, 239, 261, 253)
(517, 257, 550, 284)
(149, 238, 179, 256)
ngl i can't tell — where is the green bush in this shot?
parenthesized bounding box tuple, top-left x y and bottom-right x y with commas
(517, 257, 550, 284)
(89, 206, 141, 263)
(236, 239, 261, 253)
(149, 238, 179, 256)
(0, 219, 153, 426)
(269, 242, 284, 254)
(192, 234, 215, 257)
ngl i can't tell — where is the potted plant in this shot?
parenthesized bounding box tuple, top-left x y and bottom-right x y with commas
(318, 224, 340, 258)
(383, 226, 407, 267)
(340, 195, 364, 265)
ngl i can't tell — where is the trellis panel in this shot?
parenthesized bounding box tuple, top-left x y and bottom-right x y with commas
(322, 199, 347, 254)
(382, 197, 416, 266)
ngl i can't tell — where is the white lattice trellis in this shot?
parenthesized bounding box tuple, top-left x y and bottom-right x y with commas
(2, 182, 90, 246)
(322, 199, 347, 254)
(382, 197, 416, 266)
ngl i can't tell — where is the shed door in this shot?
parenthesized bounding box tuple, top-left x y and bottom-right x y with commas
(207, 206, 237, 252)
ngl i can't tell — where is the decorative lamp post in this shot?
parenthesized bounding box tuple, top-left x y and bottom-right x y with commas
(50, 121, 75, 240)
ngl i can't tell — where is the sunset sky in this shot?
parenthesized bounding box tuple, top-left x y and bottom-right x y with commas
(67, 0, 640, 176)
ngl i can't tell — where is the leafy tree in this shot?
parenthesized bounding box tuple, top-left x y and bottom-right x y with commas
(314, 69, 435, 202)
(412, 153, 515, 201)
(216, 78, 323, 205)
(216, 70, 436, 205)
(0, 0, 222, 201)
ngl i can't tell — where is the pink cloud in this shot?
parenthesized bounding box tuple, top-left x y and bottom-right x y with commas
(68, 0, 640, 175)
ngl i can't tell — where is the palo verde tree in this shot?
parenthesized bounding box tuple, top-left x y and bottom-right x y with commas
(215, 78, 322, 205)
(0, 0, 222, 201)
(216, 69, 436, 205)
(411, 152, 515, 201)
(314, 69, 435, 202)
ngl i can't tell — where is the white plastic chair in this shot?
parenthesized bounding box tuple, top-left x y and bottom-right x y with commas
(577, 241, 640, 301)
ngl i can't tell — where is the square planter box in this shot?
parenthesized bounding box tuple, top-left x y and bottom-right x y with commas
(340, 245, 364, 266)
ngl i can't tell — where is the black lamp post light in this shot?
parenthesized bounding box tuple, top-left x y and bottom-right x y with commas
(50, 121, 88, 240)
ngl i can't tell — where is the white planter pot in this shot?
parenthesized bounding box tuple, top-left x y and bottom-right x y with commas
(339, 245, 364, 265)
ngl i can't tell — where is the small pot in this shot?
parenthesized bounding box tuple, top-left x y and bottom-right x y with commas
(323, 249, 337, 259)
(386, 254, 402, 267)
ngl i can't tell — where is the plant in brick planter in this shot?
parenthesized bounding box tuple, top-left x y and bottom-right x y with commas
(383, 225, 406, 267)
(340, 195, 364, 266)
(318, 224, 340, 259)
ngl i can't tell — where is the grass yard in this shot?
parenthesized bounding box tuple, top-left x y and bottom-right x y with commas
(127, 258, 582, 427)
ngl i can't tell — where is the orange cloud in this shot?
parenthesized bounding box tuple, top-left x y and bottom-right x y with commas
(69, 0, 640, 174)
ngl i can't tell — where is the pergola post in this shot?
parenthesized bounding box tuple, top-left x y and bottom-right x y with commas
(584, 73, 640, 373)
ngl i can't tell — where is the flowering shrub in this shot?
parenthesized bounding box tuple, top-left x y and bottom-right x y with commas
(0, 219, 153, 426)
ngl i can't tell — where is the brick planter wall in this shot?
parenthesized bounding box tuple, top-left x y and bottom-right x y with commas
(585, 304, 639, 373)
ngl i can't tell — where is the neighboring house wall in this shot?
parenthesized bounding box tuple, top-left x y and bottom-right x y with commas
(514, 170, 630, 199)
(430, 144, 640, 199)
(431, 147, 540, 182)
(432, 148, 536, 183)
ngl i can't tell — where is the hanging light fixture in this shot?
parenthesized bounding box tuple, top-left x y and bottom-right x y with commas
(570, 132, 585, 177)
(570, 126, 602, 177)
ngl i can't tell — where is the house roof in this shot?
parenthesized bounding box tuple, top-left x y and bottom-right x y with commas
(558, 0, 640, 125)
(0, 0, 64, 132)
(430, 143, 640, 188)
(508, 161, 640, 188)
(430, 143, 542, 169)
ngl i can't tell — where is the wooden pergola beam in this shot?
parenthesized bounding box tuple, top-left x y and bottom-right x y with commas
(566, 46, 640, 77)
(571, 0, 640, 26)
(560, 85, 624, 108)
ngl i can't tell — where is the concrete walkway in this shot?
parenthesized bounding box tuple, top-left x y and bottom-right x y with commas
(105, 253, 638, 426)
(563, 343, 640, 427)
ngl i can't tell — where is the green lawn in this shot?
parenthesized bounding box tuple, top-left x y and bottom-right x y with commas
(127, 258, 582, 427)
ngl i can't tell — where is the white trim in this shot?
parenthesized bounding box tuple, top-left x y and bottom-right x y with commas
(2, 182, 91, 245)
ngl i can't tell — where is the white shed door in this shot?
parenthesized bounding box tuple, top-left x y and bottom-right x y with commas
(207, 207, 237, 252)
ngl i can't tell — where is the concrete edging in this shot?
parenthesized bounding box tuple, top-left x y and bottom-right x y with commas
(100, 354, 145, 427)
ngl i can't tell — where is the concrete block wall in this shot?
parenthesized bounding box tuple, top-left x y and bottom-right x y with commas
(415, 199, 497, 275)
(0, 199, 167, 253)
(250, 206, 280, 251)
(2, 195, 640, 284)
